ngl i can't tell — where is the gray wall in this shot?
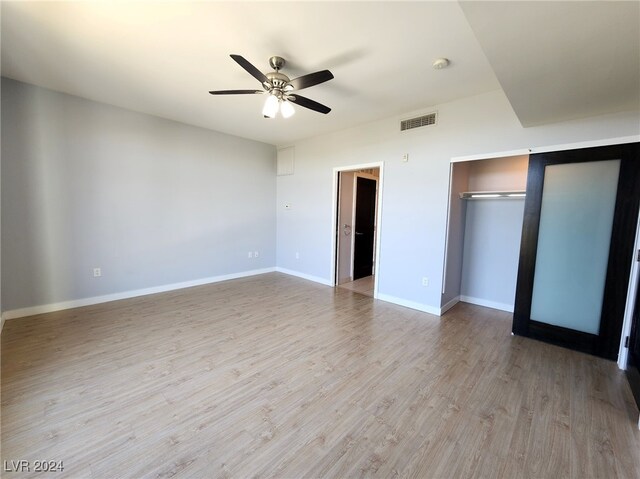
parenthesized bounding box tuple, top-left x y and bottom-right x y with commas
(460, 199, 525, 311)
(1, 78, 276, 311)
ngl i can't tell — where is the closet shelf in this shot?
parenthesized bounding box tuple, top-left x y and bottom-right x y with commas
(459, 190, 526, 200)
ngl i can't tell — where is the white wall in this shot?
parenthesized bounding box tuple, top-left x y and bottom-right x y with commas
(1, 78, 276, 313)
(3, 79, 638, 318)
(276, 89, 640, 313)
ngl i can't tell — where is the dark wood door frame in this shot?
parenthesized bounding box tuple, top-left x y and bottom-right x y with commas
(513, 142, 640, 360)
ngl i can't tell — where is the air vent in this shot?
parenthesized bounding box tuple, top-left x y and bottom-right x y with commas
(400, 112, 437, 131)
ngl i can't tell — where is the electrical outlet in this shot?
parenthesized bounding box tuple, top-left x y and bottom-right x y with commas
(403, 153, 409, 162)
(248, 252, 253, 258)
(93, 267, 102, 277)
(422, 277, 429, 287)
(254, 251, 259, 258)
(295, 252, 300, 260)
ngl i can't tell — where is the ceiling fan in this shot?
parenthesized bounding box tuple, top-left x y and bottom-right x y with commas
(209, 55, 334, 118)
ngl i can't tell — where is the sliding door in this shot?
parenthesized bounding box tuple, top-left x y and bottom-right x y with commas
(513, 143, 640, 359)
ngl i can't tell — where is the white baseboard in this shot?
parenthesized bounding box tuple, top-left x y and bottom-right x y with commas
(274, 267, 333, 286)
(376, 293, 441, 316)
(1, 267, 276, 321)
(459, 295, 514, 313)
(274, 269, 445, 317)
(1, 269, 510, 323)
(440, 296, 460, 315)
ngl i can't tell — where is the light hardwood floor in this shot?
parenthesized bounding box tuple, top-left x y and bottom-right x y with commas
(337, 275, 374, 297)
(2, 272, 639, 478)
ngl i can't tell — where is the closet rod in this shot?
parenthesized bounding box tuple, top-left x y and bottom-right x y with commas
(459, 191, 526, 200)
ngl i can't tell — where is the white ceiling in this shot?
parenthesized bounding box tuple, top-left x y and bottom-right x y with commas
(460, 0, 640, 127)
(2, 1, 638, 146)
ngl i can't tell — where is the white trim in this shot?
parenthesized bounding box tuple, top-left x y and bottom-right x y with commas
(618, 207, 640, 369)
(450, 135, 640, 164)
(330, 162, 384, 299)
(441, 162, 455, 295)
(274, 267, 332, 286)
(451, 149, 530, 163)
(1, 268, 276, 321)
(440, 296, 460, 315)
(459, 295, 514, 313)
(531, 135, 640, 155)
(376, 293, 441, 316)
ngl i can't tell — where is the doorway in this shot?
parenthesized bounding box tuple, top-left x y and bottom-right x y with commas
(332, 165, 382, 298)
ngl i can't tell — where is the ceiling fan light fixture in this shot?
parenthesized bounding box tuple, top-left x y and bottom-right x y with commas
(210, 55, 333, 117)
(262, 94, 279, 118)
(280, 100, 295, 118)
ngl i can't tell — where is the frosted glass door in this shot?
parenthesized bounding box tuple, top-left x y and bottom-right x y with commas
(530, 160, 620, 334)
(512, 142, 640, 359)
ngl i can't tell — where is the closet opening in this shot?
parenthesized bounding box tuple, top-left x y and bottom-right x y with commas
(441, 154, 529, 313)
(332, 165, 382, 298)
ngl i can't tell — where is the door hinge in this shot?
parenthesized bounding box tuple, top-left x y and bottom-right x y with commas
(637, 249, 640, 262)
(625, 336, 630, 348)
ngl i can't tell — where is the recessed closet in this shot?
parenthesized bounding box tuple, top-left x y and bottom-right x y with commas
(442, 154, 529, 313)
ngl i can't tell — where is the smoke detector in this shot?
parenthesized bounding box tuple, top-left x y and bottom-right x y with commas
(432, 58, 450, 70)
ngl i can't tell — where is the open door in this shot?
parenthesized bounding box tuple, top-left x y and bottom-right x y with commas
(353, 176, 377, 280)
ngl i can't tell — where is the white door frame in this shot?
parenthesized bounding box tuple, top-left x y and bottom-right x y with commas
(618, 208, 640, 369)
(330, 162, 384, 298)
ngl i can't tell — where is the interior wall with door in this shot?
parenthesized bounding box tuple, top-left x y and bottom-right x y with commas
(275, 88, 639, 314)
(442, 155, 529, 312)
(335, 168, 379, 296)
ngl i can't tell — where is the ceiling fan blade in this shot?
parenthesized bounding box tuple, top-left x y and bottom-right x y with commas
(289, 70, 334, 91)
(230, 54, 269, 85)
(209, 89, 263, 95)
(288, 94, 331, 114)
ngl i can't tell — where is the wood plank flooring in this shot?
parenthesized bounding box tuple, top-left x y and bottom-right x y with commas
(2, 272, 639, 478)
(337, 275, 374, 297)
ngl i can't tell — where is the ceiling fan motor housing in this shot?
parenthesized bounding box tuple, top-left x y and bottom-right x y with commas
(266, 71, 290, 90)
(269, 56, 286, 71)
